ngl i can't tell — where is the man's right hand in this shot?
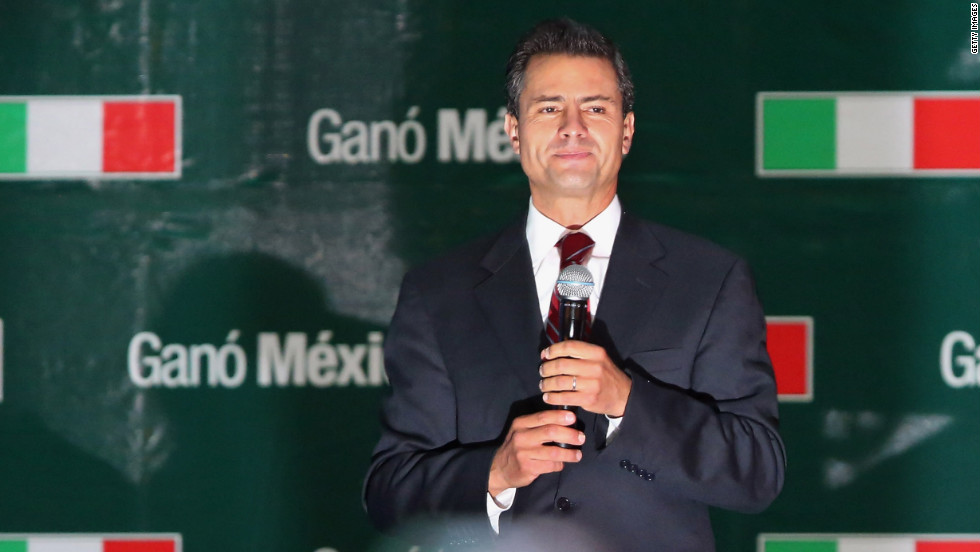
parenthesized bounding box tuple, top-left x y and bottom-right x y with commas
(487, 409, 585, 497)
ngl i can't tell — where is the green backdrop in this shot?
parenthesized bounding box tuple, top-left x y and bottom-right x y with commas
(0, 1, 977, 551)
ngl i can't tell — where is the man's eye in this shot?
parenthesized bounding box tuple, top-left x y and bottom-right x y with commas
(589, 106, 606, 113)
(542, 106, 557, 113)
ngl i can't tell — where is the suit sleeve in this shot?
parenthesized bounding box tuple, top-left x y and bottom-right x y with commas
(363, 273, 497, 532)
(610, 257, 786, 513)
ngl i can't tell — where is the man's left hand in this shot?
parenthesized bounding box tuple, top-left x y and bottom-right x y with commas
(539, 341, 632, 417)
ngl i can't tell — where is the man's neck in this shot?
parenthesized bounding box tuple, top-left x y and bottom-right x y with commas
(530, 190, 616, 228)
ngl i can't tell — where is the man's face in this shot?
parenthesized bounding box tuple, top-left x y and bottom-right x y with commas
(506, 54, 635, 206)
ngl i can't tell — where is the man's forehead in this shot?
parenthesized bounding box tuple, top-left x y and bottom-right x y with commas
(525, 55, 617, 85)
(521, 54, 621, 103)
(525, 53, 617, 74)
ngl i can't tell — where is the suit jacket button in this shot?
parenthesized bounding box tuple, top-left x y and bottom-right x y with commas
(643, 472, 655, 481)
(556, 496, 571, 512)
(619, 459, 631, 470)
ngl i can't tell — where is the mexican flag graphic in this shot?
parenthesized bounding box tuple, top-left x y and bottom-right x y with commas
(760, 534, 980, 552)
(757, 92, 980, 177)
(0, 96, 181, 180)
(0, 534, 179, 552)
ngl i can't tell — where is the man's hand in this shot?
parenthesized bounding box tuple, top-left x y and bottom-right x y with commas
(539, 341, 632, 417)
(487, 410, 584, 497)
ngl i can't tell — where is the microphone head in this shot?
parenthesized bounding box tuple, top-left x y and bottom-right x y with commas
(556, 263, 595, 301)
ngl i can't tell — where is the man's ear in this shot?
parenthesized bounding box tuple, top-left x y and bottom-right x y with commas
(622, 111, 635, 155)
(504, 112, 520, 155)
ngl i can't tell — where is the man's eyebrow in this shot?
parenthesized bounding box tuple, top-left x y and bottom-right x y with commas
(529, 94, 618, 104)
(581, 95, 616, 104)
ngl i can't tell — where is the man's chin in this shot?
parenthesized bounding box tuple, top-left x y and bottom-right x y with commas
(544, 168, 600, 189)
(552, 177, 603, 195)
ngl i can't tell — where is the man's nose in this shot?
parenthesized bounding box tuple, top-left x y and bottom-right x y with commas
(559, 109, 587, 138)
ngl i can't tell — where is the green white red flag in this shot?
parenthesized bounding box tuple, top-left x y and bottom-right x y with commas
(760, 534, 980, 552)
(757, 92, 980, 177)
(0, 535, 179, 552)
(0, 96, 181, 180)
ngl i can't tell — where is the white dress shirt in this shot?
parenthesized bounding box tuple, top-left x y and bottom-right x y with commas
(526, 195, 620, 320)
(487, 195, 625, 532)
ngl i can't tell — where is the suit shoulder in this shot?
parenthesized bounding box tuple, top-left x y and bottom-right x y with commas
(656, 222, 738, 258)
(630, 216, 744, 269)
(400, 227, 510, 292)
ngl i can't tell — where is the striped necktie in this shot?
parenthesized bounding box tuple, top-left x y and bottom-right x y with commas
(545, 231, 595, 344)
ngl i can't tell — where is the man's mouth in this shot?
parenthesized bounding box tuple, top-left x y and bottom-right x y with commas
(554, 151, 591, 160)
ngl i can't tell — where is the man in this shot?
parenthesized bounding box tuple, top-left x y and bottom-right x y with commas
(364, 18, 785, 551)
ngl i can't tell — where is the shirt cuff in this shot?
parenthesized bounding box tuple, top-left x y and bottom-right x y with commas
(486, 415, 621, 533)
(486, 488, 516, 534)
(606, 413, 624, 443)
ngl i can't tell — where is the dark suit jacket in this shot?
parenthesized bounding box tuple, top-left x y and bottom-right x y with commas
(364, 212, 786, 551)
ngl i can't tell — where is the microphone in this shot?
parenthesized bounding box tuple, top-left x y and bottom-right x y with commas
(552, 263, 594, 449)
(556, 263, 594, 344)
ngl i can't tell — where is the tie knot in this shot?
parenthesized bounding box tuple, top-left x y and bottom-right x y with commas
(556, 231, 595, 268)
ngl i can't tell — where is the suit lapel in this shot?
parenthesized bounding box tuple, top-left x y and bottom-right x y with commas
(593, 213, 669, 362)
(469, 212, 670, 407)
(474, 217, 544, 395)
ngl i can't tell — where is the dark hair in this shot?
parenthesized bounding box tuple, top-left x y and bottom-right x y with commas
(505, 18, 634, 118)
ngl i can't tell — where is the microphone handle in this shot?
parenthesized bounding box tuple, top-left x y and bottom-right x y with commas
(554, 297, 588, 448)
(558, 298, 588, 342)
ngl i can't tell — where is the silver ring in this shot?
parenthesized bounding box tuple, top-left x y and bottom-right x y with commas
(572, 376, 577, 391)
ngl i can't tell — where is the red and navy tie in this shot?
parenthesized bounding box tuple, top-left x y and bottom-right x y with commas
(545, 232, 595, 344)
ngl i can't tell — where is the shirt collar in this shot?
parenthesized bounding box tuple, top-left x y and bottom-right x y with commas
(526, 195, 622, 268)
